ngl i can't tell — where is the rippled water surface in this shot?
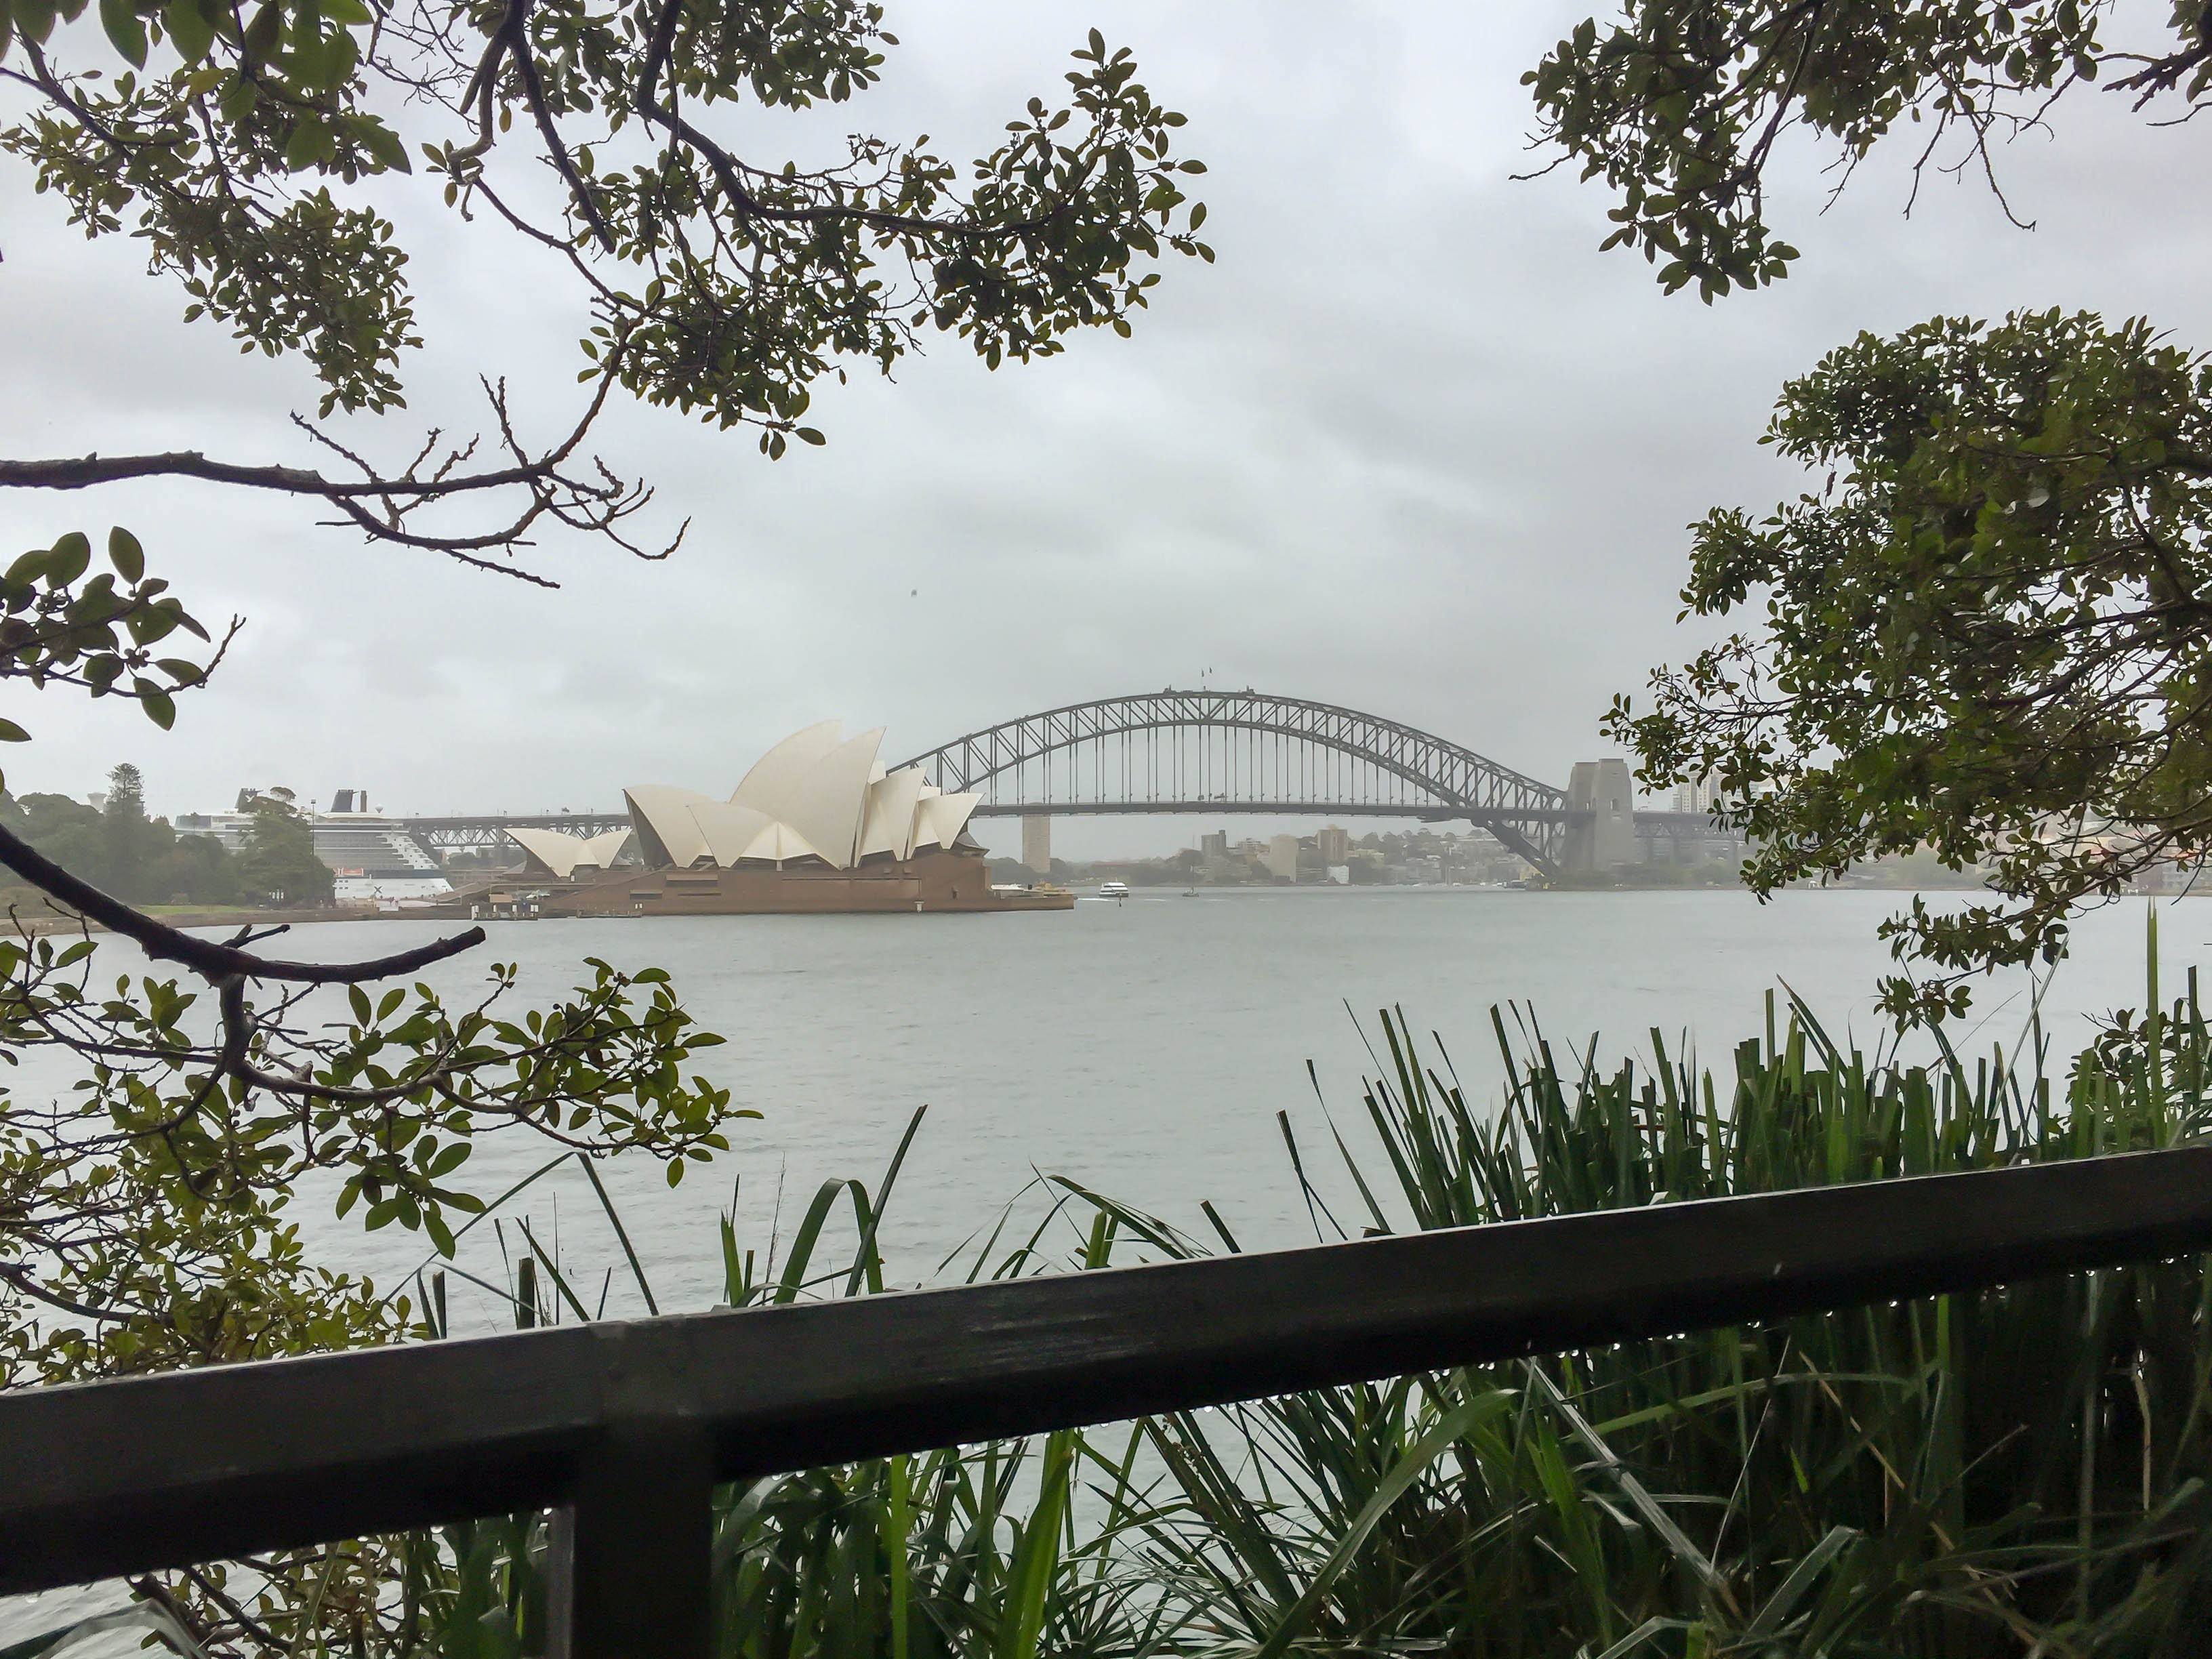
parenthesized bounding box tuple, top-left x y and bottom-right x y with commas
(115, 884, 2209, 1328)
(9, 884, 2204, 1652)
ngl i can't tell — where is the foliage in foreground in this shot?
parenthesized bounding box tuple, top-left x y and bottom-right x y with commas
(1609, 308, 2212, 1024)
(1526, 0, 2210, 306)
(94, 936, 2212, 1658)
(0, 929, 745, 1386)
(1524, 3, 2212, 1018)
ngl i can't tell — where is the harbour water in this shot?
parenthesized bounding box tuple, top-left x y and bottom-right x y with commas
(128, 884, 2203, 1331)
(1, 884, 2198, 1652)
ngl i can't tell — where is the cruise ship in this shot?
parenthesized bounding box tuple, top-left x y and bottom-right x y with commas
(178, 789, 454, 903)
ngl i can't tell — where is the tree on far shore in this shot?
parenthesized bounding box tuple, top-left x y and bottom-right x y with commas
(1, 763, 239, 906)
(232, 787, 334, 907)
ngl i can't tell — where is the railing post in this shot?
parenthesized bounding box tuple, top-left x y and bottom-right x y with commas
(547, 1421, 714, 1659)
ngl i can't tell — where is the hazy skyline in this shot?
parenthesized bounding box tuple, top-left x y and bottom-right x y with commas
(6, 3, 2207, 862)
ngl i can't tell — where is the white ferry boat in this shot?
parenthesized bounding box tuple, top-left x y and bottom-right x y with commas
(1097, 880, 1130, 901)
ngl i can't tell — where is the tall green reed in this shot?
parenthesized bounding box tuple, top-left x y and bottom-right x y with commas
(101, 915, 2212, 1658)
(1090, 927, 2212, 1656)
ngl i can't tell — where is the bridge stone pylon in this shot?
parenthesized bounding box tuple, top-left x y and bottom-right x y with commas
(1559, 760, 1635, 874)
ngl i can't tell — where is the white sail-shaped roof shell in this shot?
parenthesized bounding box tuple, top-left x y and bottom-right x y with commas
(506, 825, 631, 878)
(685, 800, 776, 866)
(730, 721, 845, 813)
(771, 726, 883, 869)
(574, 828, 632, 869)
(625, 723, 979, 872)
(741, 820, 829, 865)
(624, 786, 718, 867)
(912, 792, 980, 852)
(859, 767, 926, 860)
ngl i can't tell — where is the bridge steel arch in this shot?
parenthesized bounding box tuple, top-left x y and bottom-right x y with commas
(894, 689, 1571, 872)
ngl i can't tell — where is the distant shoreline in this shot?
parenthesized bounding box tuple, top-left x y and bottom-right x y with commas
(8, 903, 384, 939)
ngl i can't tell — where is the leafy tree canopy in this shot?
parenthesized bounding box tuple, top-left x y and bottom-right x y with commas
(0, 3, 1210, 1388)
(1, 0, 1208, 568)
(0, 5, 1208, 1642)
(1528, 0, 2209, 301)
(1531, 1, 2212, 1015)
(1607, 310, 2212, 1019)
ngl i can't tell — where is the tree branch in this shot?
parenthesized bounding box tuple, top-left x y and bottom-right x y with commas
(0, 822, 483, 985)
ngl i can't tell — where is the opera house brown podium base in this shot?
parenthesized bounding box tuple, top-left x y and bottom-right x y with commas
(535, 846, 1072, 916)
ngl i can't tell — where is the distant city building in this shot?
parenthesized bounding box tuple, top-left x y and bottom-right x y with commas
(1673, 773, 1722, 815)
(543, 720, 1061, 914)
(1199, 830, 1229, 859)
(1318, 823, 1350, 865)
(1266, 834, 1300, 881)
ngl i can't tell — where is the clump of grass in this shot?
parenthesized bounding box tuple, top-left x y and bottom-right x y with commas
(1094, 943, 2212, 1656)
(100, 920, 2212, 1658)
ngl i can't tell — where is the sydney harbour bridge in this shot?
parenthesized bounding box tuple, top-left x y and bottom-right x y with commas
(402, 688, 1734, 877)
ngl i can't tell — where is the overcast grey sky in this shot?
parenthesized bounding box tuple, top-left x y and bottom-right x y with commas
(5, 3, 2207, 860)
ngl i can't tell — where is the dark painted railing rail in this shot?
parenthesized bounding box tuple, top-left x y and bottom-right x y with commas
(7, 1147, 2212, 1658)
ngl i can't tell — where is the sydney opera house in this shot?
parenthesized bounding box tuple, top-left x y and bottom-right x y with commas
(499, 722, 1067, 915)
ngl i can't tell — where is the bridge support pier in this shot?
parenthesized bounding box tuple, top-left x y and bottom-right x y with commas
(1021, 813, 1050, 875)
(1561, 760, 1635, 874)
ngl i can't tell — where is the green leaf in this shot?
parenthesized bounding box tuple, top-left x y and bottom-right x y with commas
(126, 605, 180, 646)
(0, 719, 30, 743)
(241, 0, 276, 59)
(137, 687, 176, 730)
(99, 0, 146, 65)
(357, 117, 411, 175)
(106, 526, 144, 583)
(282, 117, 332, 170)
(11, 0, 55, 48)
(161, 0, 213, 61)
(45, 533, 90, 588)
(427, 1142, 469, 1178)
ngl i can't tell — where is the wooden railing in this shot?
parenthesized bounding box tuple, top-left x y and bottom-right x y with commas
(6, 1147, 2212, 1658)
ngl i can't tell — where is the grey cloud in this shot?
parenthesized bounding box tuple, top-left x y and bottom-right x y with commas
(3, 2, 2207, 854)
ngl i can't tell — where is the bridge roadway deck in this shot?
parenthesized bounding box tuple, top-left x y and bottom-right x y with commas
(399, 807, 1732, 852)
